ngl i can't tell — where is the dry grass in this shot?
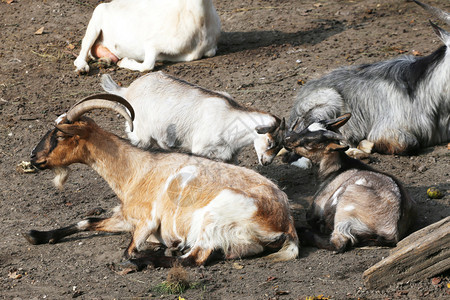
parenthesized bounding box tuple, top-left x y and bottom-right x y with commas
(153, 263, 201, 295)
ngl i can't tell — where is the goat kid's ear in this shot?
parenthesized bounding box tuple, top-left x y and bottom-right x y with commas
(55, 123, 89, 138)
(279, 118, 286, 131)
(429, 20, 450, 46)
(325, 142, 349, 153)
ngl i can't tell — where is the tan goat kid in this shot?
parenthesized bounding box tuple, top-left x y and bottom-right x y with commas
(284, 114, 415, 252)
(24, 94, 299, 268)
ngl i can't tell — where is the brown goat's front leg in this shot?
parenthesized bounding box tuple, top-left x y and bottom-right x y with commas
(122, 221, 155, 260)
(23, 216, 128, 245)
(123, 247, 214, 270)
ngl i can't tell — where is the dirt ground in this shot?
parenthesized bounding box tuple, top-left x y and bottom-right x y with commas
(1, 0, 449, 299)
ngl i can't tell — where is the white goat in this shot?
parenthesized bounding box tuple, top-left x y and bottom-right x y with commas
(284, 114, 415, 252)
(101, 72, 285, 165)
(74, 0, 221, 73)
(24, 94, 299, 268)
(288, 0, 450, 156)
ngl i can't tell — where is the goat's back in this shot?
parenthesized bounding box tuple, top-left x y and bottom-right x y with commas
(290, 47, 450, 152)
(311, 168, 414, 241)
(102, 72, 251, 156)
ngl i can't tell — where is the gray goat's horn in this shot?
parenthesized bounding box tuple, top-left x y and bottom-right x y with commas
(66, 93, 135, 132)
(414, 0, 450, 25)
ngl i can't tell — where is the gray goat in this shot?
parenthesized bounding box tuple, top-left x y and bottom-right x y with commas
(289, 0, 450, 155)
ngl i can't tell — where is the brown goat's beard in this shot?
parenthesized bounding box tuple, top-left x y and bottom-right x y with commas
(53, 167, 70, 190)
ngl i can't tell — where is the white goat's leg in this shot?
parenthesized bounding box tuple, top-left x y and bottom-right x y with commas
(203, 46, 217, 58)
(117, 47, 157, 72)
(74, 5, 106, 73)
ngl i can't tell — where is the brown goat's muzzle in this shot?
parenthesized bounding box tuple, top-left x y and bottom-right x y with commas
(30, 129, 57, 170)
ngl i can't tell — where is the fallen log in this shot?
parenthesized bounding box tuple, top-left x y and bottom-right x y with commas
(363, 216, 450, 290)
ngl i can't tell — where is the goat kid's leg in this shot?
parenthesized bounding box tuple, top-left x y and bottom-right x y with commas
(329, 219, 364, 253)
(23, 216, 128, 245)
(297, 227, 335, 251)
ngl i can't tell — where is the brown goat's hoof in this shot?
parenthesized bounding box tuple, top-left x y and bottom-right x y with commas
(22, 230, 48, 245)
(120, 259, 145, 272)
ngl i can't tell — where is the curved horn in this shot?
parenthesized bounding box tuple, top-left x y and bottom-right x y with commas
(414, 0, 450, 25)
(66, 93, 135, 131)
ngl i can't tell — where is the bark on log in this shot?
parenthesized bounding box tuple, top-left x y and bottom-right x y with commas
(363, 216, 450, 290)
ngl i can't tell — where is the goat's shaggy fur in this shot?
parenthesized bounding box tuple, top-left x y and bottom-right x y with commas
(289, 1, 450, 154)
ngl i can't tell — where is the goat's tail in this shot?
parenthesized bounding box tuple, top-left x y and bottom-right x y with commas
(101, 74, 127, 97)
(265, 224, 299, 262)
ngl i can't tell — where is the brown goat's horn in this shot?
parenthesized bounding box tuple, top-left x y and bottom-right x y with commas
(414, 0, 450, 25)
(66, 93, 135, 132)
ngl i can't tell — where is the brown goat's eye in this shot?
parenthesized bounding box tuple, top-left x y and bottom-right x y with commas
(55, 132, 66, 142)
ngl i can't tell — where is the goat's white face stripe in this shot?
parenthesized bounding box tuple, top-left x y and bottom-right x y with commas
(55, 113, 67, 125)
(307, 122, 326, 132)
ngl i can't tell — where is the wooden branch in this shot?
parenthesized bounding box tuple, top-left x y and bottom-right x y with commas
(363, 216, 450, 290)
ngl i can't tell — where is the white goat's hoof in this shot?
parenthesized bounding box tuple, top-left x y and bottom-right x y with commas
(74, 58, 90, 74)
(291, 157, 312, 169)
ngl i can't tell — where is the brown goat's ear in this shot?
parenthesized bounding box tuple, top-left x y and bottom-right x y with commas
(55, 123, 89, 138)
(325, 143, 349, 153)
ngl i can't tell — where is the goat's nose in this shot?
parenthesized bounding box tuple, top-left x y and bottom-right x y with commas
(30, 150, 37, 161)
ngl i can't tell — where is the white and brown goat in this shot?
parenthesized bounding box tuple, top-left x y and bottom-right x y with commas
(74, 0, 221, 73)
(23, 94, 298, 268)
(284, 114, 415, 252)
(101, 72, 285, 165)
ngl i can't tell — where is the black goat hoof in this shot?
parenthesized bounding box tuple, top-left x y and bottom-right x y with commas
(22, 230, 47, 245)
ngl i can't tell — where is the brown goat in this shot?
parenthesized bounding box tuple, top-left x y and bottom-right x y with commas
(24, 94, 299, 268)
(284, 114, 415, 252)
